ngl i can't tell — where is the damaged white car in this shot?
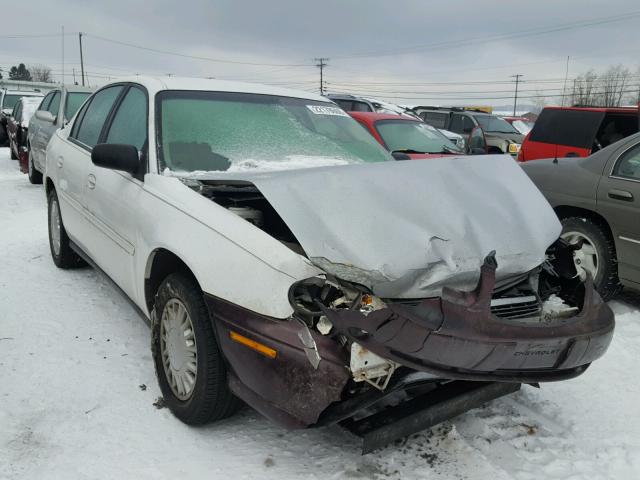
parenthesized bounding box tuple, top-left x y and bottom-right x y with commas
(44, 77, 614, 452)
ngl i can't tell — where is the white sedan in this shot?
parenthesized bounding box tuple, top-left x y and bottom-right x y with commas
(43, 76, 613, 450)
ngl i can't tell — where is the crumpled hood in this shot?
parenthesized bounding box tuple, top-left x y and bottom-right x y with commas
(188, 155, 561, 298)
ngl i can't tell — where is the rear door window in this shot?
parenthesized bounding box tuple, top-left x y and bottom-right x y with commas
(529, 109, 605, 148)
(38, 92, 54, 111)
(105, 87, 148, 150)
(47, 92, 61, 116)
(64, 92, 91, 120)
(422, 112, 448, 129)
(613, 143, 640, 180)
(595, 114, 639, 149)
(71, 86, 124, 148)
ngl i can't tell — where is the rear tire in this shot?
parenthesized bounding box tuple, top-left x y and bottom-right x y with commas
(560, 216, 621, 300)
(151, 272, 241, 425)
(10, 145, 17, 160)
(28, 148, 43, 184)
(47, 188, 85, 269)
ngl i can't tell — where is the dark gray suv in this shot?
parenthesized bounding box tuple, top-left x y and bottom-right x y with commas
(413, 107, 524, 157)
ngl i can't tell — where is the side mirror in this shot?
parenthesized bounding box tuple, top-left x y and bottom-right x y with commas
(92, 143, 141, 175)
(35, 110, 56, 123)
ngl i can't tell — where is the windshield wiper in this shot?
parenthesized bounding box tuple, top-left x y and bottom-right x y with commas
(391, 148, 427, 154)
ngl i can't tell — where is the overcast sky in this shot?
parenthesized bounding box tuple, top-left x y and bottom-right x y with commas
(2, 0, 640, 108)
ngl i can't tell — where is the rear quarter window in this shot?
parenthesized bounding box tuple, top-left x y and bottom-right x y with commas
(529, 109, 605, 149)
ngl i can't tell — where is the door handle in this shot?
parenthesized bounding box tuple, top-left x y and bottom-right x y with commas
(57, 156, 64, 168)
(87, 174, 96, 190)
(608, 189, 634, 201)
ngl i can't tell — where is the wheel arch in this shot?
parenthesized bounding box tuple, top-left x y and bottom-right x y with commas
(44, 176, 55, 197)
(553, 205, 615, 239)
(144, 248, 202, 314)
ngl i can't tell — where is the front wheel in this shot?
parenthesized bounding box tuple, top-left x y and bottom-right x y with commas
(28, 148, 43, 184)
(560, 216, 621, 300)
(47, 189, 85, 269)
(151, 272, 240, 425)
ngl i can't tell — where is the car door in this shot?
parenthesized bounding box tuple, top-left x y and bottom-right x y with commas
(36, 91, 62, 172)
(58, 85, 125, 251)
(596, 141, 640, 286)
(29, 91, 54, 164)
(83, 85, 148, 300)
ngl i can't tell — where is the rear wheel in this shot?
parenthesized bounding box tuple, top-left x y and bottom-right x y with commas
(151, 272, 240, 425)
(10, 144, 17, 160)
(560, 216, 621, 300)
(47, 189, 85, 268)
(28, 148, 43, 184)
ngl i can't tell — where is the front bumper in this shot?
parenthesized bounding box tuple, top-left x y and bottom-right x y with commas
(323, 254, 614, 383)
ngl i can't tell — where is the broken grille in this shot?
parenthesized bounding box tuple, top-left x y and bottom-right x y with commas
(490, 295, 541, 320)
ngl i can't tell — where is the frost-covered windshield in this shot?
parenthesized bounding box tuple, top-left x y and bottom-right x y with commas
(157, 91, 392, 173)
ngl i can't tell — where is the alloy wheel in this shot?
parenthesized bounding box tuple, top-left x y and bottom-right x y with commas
(561, 231, 599, 281)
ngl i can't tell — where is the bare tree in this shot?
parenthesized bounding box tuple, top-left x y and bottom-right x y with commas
(570, 70, 599, 106)
(29, 64, 53, 83)
(600, 65, 630, 107)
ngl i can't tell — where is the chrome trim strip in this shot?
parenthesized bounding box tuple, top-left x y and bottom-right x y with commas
(619, 236, 640, 245)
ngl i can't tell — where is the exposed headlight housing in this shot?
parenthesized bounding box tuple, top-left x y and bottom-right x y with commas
(508, 143, 521, 154)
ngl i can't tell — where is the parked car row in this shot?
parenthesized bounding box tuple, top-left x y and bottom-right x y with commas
(25, 76, 618, 451)
(0, 89, 43, 146)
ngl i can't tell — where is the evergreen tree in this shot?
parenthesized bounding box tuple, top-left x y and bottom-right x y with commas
(8, 64, 32, 81)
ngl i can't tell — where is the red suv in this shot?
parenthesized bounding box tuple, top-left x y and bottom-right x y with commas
(519, 106, 639, 162)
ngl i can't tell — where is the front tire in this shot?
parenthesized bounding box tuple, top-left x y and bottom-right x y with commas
(28, 148, 43, 184)
(47, 189, 85, 268)
(560, 216, 621, 300)
(151, 272, 240, 425)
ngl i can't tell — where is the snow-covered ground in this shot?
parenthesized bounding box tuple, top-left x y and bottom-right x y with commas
(1, 146, 639, 479)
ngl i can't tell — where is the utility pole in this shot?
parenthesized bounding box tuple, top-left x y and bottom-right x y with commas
(314, 58, 329, 95)
(511, 74, 523, 116)
(79, 32, 85, 86)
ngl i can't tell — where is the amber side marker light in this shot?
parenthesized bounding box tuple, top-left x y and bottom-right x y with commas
(229, 331, 277, 359)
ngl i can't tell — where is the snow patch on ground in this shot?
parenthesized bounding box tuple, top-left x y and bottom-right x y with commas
(1, 147, 639, 479)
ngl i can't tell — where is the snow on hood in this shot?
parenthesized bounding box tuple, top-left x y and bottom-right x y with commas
(163, 155, 359, 177)
(182, 155, 561, 298)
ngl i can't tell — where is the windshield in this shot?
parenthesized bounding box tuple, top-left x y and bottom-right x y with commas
(65, 92, 91, 119)
(375, 120, 463, 154)
(511, 119, 534, 135)
(3, 93, 41, 111)
(475, 115, 520, 134)
(157, 91, 392, 173)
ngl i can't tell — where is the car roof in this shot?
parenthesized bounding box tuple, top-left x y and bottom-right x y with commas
(97, 76, 329, 103)
(349, 111, 418, 122)
(63, 85, 95, 93)
(543, 106, 638, 114)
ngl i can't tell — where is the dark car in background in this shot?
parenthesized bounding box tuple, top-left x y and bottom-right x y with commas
(6, 96, 41, 166)
(522, 132, 640, 299)
(26, 85, 93, 184)
(518, 106, 639, 162)
(0, 89, 43, 146)
(412, 106, 524, 156)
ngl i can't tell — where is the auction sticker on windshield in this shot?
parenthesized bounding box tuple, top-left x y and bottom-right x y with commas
(307, 105, 350, 117)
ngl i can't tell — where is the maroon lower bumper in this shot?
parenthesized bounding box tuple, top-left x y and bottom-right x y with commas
(323, 255, 614, 383)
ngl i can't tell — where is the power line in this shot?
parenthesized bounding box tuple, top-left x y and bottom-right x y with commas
(86, 33, 313, 67)
(332, 10, 640, 60)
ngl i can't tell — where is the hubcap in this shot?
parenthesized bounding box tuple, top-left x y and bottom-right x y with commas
(50, 198, 61, 256)
(160, 299, 197, 400)
(561, 231, 599, 281)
